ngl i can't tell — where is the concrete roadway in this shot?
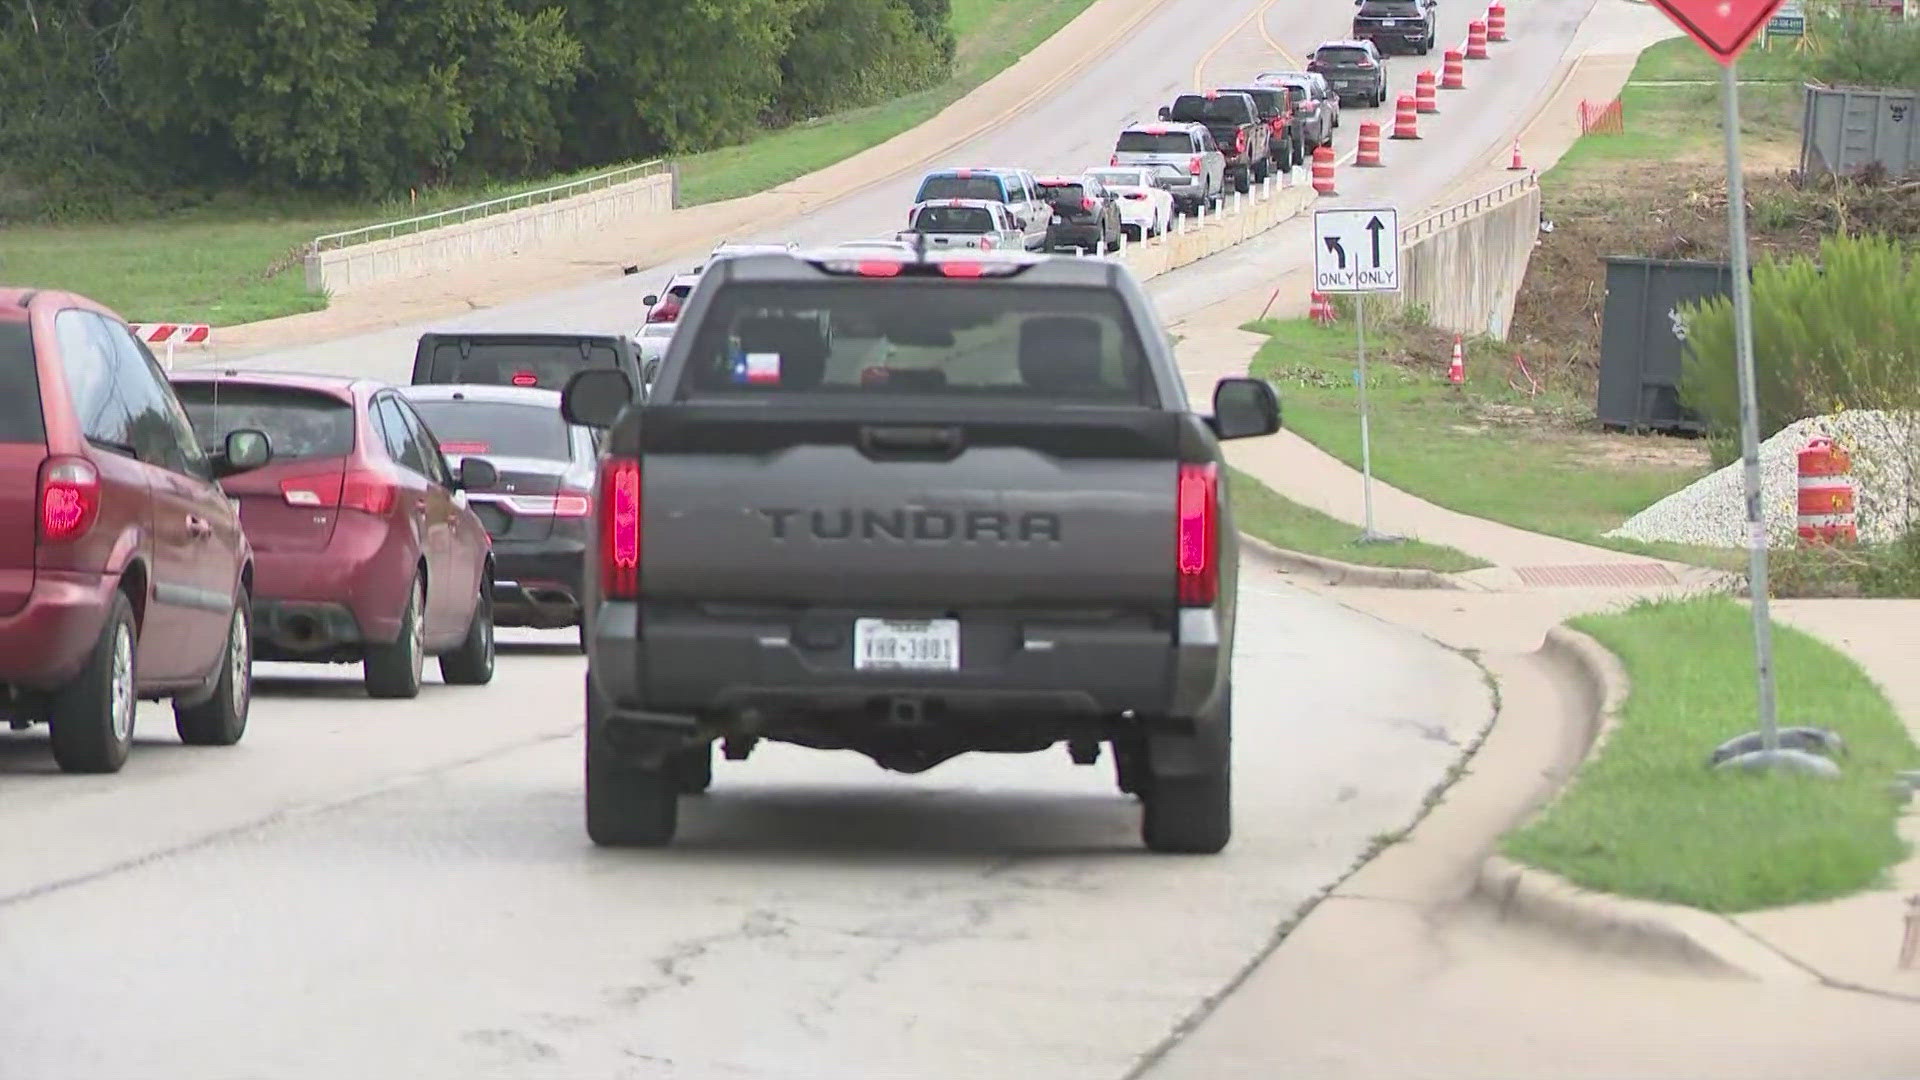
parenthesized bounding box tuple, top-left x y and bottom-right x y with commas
(1, 0, 1617, 1074)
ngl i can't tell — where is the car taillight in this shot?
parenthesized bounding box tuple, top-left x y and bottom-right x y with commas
(1080, 197, 1095, 211)
(342, 468, 398, 516)
(1124, 192, 1147, 200)
(1176, 462, 1218, 607)
(280, 472, 343, 508)
(503, 492, 593, 517)
(979, 236, 995, 250)
(1110, 154, 1119, 166)
(1356, 59, 1375, 68)
(1188, 155, 1202, 175)
(38, 456, 99, 543)
(510, 370, 538, 387)
(599, 457, 641, 599)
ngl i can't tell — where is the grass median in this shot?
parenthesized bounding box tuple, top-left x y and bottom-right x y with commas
(1243, 315, 1723, 563)
(1503, 596, 1916, 912)
(0, 0, 1095, 327)
(1229, 467, 1487, 573)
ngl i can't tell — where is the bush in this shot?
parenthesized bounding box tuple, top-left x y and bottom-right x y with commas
(1679, 232, 1920, 439)
(1803, 8, 1920, 88)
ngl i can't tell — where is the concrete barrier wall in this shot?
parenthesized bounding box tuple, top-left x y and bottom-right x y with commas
(1109, 176, 1318, 284)
(305, 169, 678, 297)
(1392, 183, 1541, 340)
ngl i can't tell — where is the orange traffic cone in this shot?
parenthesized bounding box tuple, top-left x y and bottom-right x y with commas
(1447, 336, 1465, 384)
(1508, 140, 1527, 170)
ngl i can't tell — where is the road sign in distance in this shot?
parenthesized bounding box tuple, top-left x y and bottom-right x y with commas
(1650, 0, 1788, 64)
(1313, 207, 1400, 294)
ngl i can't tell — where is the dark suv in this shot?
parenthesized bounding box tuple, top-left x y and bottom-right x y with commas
(1352, 0, 1438, 54)
(1309, 40, 1390, 107)
(0, 288, 273, 773)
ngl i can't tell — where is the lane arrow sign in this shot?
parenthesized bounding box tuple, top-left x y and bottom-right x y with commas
(1365, 216, 1386, 268)
(1324, 235, 1347, 269)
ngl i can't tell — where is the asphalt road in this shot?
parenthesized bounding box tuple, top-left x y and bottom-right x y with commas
(0, 0, 1612, 1073)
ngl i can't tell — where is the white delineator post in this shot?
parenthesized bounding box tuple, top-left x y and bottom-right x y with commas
(129, 323, 211, 370)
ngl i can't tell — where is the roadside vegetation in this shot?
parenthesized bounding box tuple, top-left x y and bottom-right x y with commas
(1503, 596, 1916, 912)
(0, 0, 1093, 325)
(1250, 14, 1920, 585)
(1229, 467, 1488, 573)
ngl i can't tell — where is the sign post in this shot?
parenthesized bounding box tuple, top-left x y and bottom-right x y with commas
(1644, 0, 1834, 775)
(1313, 206, 1401, 543)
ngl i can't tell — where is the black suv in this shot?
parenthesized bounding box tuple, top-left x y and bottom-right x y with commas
(1352, 0, 1438, 55)
(1308, 41, 1389, 107)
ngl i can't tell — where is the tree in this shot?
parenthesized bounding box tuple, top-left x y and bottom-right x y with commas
(776, 0, 943, 121)
(120, 0, 582, 192)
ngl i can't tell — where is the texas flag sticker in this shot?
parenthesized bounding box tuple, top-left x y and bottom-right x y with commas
(731, 350, 782, 385)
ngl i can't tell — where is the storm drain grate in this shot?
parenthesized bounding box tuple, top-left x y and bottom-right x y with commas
(1513, 563, 1679, 588)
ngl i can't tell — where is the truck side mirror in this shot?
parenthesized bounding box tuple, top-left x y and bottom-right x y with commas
(562, 369, 636, 428)
(1157, 106, 1171, 120)
(1210, 377, 1282, 439)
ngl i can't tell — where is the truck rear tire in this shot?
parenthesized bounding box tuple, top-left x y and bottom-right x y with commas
(584, 676, 678, 847)
(1141, 690, 1232, 854)
(1232, 167, 1251, 194)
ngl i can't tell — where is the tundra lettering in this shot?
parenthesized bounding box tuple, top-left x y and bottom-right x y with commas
(759, 507, 1063, 543)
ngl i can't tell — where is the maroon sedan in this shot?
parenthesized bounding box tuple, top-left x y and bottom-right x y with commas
(171, 371, 499, 699)
(0, 288, 273, 773)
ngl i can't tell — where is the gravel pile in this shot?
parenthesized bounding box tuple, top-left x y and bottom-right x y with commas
(1608, 411, 1920, 548)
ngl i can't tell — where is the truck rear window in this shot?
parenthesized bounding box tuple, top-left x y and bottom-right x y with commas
(419, 340, 623, 390)
(0, 322, 46, 444)
(915, 175, 1008, 202)
(674, 282, 1156, 406)
(912, 206, 995, 233)
(174, 383, 354, 461)
(1117, 131, 1192, 153)
(409, 399, 572, 461)
(1171, 96, 1250, 122)
(1218, 87, 1285, 117)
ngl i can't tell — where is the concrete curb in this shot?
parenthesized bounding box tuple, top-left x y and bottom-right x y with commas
(1470, 626, 1820, 985)
(1238, 533, 1470, 590)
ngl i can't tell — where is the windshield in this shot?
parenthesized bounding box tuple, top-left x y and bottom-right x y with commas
(407, 399, 572, 460)
(1315, 46, 1374, 65)
(1170, 96, 1251, 123)
(673, 282, 1155, 406)
(915, 174, 1008, 201)
(174, 382, 354, 461)
(0, 322, 45, 444)
(418, 339, 624, 390)
(1117, 131, 1193, 153)
(912, 206, 996, 232)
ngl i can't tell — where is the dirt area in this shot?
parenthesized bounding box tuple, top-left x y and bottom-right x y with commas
(1509, 159, 1920, 401)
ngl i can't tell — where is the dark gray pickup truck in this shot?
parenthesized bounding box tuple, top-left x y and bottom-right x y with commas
(559, 248, 1282, 853)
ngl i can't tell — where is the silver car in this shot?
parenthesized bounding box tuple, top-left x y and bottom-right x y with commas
(1111, 121, 1225, 215)
(901, 199, 1027, 252)
(1256, 71, 1339, 149)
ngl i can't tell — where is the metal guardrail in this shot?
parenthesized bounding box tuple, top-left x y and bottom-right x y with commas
(307, 159, 671, 253)
(1399, 171, 1537, 245)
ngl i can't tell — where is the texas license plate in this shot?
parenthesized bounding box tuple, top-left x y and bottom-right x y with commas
(1051, 214, 1065, 224)
(854, 618, 960, 671)
(1378, 18, 1395, 24)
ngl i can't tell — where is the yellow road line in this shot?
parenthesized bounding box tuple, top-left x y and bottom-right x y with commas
(1192, 0, 1288, 86)
(1258, 3, 1303, 67)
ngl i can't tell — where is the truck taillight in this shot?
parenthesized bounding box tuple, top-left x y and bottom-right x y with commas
(1176, 463, 1218, 607)
(599, 457, 641, 600)
(1188, 155, 1202, 175)
(645, 299, 680, 324)
(38, 456, 99, 542)
(1110, 154, 1119, 166)
(1235, 129, 1248, 154)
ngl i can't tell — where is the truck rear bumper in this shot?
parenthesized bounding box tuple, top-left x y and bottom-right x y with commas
(586, 601, 1227, 741)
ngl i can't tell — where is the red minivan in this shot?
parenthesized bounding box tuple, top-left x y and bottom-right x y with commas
(170, 371, 499, 698)
(0, 288, 273, 774)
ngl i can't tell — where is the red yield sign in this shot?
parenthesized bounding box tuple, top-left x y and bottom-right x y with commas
(1650, 0, 1788, 64)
